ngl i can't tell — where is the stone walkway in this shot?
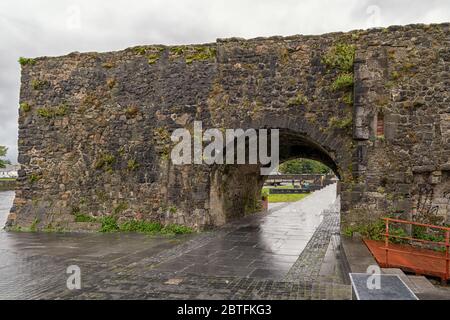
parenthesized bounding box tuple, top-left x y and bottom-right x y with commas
(0, 184, 351, 299)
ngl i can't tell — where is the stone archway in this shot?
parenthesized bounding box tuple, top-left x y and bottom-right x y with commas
(208, 127, 346, 226)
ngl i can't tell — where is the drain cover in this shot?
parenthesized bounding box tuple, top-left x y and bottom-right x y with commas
(350, 273, 418, 300)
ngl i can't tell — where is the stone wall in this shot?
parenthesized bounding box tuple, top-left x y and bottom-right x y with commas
(8, 23, 450, 231)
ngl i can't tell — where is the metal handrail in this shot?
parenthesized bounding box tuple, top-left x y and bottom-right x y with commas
(382, 217, 450, 282)
(383, 217, 450, 231)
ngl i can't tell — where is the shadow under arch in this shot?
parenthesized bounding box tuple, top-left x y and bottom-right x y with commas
(208, 127, 344, 226)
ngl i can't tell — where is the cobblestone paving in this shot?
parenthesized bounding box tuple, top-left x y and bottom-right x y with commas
(284, 200, 341, 282)
(0, 185, 351, 299)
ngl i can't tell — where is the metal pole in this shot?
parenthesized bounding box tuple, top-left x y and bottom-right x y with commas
(385, 219, 389, 267)
(445, 231, 449, 282)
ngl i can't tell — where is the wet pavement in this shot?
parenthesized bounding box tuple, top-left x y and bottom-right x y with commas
(0, 184, 351, 299)
(0, 190, 14, 229)
(153, 184, 339, 280)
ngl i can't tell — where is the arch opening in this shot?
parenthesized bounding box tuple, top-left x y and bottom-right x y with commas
(209, 128, 341, 226)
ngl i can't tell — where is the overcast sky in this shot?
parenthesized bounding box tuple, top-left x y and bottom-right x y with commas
(0, 0, 449, 163)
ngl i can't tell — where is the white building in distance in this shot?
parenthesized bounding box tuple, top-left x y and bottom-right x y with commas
(0, 164, 20, 178)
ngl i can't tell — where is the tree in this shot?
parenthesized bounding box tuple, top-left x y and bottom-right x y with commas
(278, 158, 331, 174)
(0, 146, 8, 168)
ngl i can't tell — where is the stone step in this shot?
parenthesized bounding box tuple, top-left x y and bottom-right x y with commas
(382, 268, 437, 293)
(340, 235, 379, 284)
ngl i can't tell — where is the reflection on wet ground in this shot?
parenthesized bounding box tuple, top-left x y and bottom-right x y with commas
(154, 184, 338, 280)
(0, 184, 346, 299)
(0, 190, 14, 229)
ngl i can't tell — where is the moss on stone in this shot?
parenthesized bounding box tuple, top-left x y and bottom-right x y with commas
(170, 46, 187, 56)
(20, 102, 31, 112)
(74, 213, 97, 223)
(329, 116, 352, 130)
(134, 46, 147, 55)
(101, 62, 115, 69)
(37, 104, 68, 118)
(125, 105, 139, 118)
(82, 94, 101, 108)
(113, 202, 128, 215)
(29, 173, 41, 183)
(37, 107, 52, 118)
(185, 46, 216, 64)
(331, 73, 354, 91)
(391, 71, 400, 80)
(94, 153, 116, 172)
(147, 54, 159, 64)
(106, 78, 116, 89)
(342, 92, 353, 105)
(31, 79, 48, 90)
(127, 159, 139, 171)
(30, 218, 40, 232)
(287, 92, 308, 106)
(168, 206, 177, 214)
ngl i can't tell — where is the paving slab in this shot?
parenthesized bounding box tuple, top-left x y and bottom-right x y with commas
(0, 185, 352, 299)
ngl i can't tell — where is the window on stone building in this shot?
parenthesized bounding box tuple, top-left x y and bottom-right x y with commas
(376, 112, 384, 137)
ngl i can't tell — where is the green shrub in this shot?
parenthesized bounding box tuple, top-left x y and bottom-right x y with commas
(74, 213, 97, 223)
(323, 43, 355, 72)
(99, 216, 119, 232)
(344, 219, 408, 244)
(412, 225, 445, 242)
(119, 220, 163, 233)
(95, 215, 195, 235)
(18, 57, 36, 66)
(161, 224, 193, 235)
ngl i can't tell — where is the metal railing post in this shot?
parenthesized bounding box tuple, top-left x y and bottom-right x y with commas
(385, 218, 389, 267)
(445, 231, 449, 282)
(375, 217, 450, 281)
